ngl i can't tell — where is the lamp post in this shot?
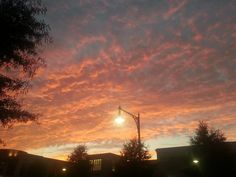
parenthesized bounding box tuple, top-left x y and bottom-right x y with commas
(115, 106, 141, 145)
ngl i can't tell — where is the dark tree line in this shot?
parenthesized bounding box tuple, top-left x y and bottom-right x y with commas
(67, 141, 153, 177)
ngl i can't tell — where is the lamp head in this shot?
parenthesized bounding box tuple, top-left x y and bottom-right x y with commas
(115, 116, 125, 125)
(115, 106, 124, 125)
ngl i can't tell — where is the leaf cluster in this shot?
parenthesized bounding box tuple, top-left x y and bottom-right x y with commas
(121, 138, 151, 162)
(0, 0, 50, 128)
(190, 120, 226, 145)
(68, 145, 88, 163)
(0, 0, 50, 75)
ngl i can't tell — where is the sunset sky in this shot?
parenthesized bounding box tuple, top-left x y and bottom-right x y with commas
(1, 0, 236, 160)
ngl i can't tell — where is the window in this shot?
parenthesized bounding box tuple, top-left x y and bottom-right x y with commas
(90, 159, 102, 171)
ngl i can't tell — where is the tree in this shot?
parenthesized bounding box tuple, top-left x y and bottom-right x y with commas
(190, 120, 226, 145)
(68, 145, 88, 163)
(121, 138, 151, 162)
(115, 138, 152, 177)
(68, 145, 90, 177)
(0, 0, 50, 130)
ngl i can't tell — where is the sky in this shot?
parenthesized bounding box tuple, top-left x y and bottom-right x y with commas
(1, 0, 236, 160)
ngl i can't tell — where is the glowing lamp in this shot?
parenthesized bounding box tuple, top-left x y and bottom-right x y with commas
(8, 152, 13, 157)
(115, 106, 141, 145)
(115, 116, 125, 125)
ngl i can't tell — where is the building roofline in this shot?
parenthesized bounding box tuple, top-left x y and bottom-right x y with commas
(0, 148, 68, 163)
(0, 148, 120, 162)
(0, 148, 28, 154)
(155, 141, 236, 151)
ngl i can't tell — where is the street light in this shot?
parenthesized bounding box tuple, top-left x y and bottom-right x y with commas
(62, 167, 67, 172)
(115, 106, 141, 144)
(193, 159, 199, 164)
(115, 115, 125, 125)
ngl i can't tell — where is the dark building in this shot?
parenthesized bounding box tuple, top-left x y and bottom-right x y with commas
(155, 145, 198, 176)
(155, 142, 236, 177)
(0, 149, 70, 177)
(0, 149, 120, 177)
(88, 153, 120, 177)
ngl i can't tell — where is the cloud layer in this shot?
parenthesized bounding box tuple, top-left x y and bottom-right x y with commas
(1, 0, 236, 160)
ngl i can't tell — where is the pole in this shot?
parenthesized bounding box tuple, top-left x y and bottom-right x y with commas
(118, 106, 141, 144)
(137, 113, 141, 145)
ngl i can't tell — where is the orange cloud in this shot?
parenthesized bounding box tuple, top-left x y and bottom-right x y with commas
(1, 0, 236, 160)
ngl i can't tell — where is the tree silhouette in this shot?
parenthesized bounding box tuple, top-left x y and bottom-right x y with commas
(68, 145, 90, 177)
(190, 120, 226, 145)
(116, 138, 152, 177)
(0, 0, 50, 135)
(68, 145, 88, 163)
(121, 138, 151, 162)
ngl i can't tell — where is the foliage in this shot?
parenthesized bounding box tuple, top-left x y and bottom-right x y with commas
(190, 120, 226, 145)
(67, 145, 90, 177)
(121, 138, 151, 162)
(68, 145, 88, 163)
(115, 139, 153, 177)
(0, 0, 50, 128)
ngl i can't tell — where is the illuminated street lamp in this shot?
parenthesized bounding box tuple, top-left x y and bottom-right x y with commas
(115, 115, 125, 125)
(193, 159, 199, 164)
(62, 167, 67, 172)
(115, 106, 141, 144)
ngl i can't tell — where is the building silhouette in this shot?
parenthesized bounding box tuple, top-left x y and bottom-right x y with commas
(1, 142, 235, 177)
(155, 141, 236, 177)
(0, 149, 120, 177)
(88, 153, 120, 177)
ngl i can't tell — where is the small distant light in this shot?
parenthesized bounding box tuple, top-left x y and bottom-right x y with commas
(8, 152, 13, 157)
(62, 168, 67, 172)
(193, 159, 199, 164)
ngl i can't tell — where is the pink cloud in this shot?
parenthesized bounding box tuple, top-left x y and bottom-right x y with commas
(1, 0, 236, 160)
(164, 0, 188, 20)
